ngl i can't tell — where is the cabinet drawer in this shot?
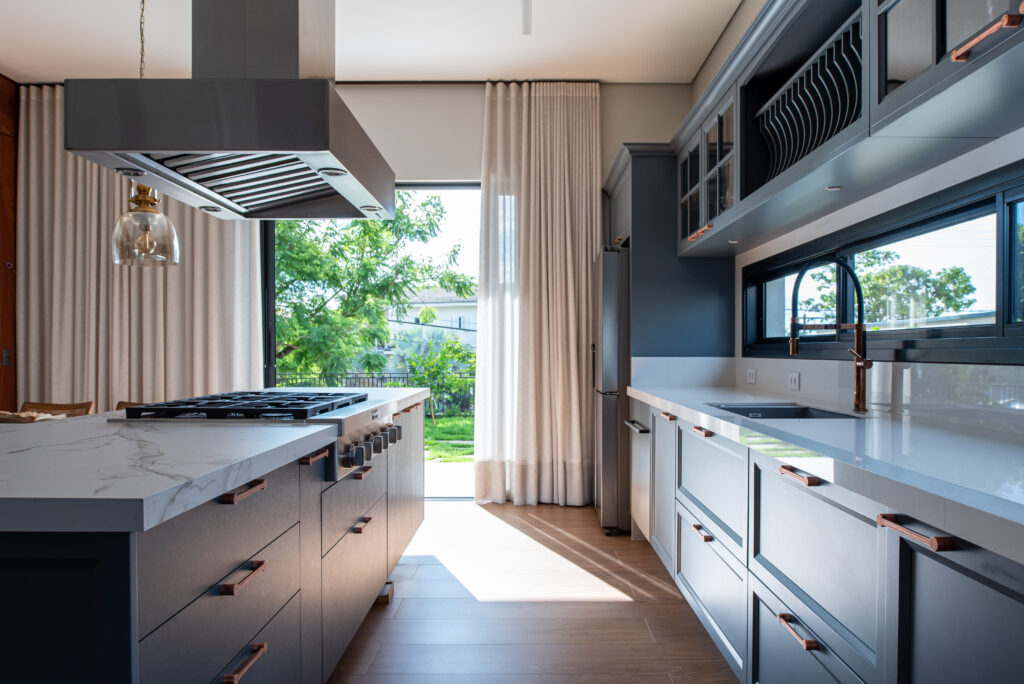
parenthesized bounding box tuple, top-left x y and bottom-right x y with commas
(322, 494, 388, 677)
(678, 423, 746, 559)
(139, 523, 301, 684)
(388, 406, 425, 575)
(675, 499, 745, 676)
(212, 591, 301, 684)
(137, 461, 301, 637)
(883, 521, 1024, 683)
(322, 455, 388, 556)
(749, 575, 863, 684)
(750, 452, 883, 683)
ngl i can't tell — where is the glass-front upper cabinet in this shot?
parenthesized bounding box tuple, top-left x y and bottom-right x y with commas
(678, 134, 701, 244)
(704, 96, 736, 225)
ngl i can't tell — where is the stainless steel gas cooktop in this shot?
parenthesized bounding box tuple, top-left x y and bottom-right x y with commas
(124, 391, 368, 420)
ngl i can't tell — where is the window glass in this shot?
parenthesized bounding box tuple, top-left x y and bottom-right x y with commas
(1011, 200, 1024, 322)
(764, 265, 836, 338)
(721, 105, 734, 157)
(885, 0, 934, 95)
(851, 213, 996, 330)
(947, 0, 1007, 54)
(707, 120, 719, 170)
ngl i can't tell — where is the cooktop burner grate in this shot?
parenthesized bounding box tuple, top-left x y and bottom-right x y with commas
(125, 391, 368, 420)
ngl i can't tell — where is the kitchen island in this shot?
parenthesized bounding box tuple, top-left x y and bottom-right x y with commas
(627, 384, 1024, 683)
(0, 387, 428, 684)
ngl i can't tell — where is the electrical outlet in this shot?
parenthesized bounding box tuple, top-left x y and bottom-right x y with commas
(788, 372, 800, 391)
(747, 368, 756, 384)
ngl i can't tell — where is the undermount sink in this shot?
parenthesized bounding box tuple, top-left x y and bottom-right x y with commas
(709, 402, 860, 420)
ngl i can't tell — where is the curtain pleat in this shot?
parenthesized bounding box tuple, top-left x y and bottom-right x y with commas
(476, 81, 600, 506)
(15, 85, 263, 412)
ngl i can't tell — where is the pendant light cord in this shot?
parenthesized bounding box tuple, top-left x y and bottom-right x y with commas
(139, 0, 146, 79)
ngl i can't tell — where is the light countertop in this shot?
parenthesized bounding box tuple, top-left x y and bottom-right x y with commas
(628, 385, 1024, 564)
(0, 387, 427, 533)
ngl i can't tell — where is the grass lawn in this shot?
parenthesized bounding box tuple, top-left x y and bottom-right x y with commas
(424, 415, 475, 463)
(424, 415, 474, 441)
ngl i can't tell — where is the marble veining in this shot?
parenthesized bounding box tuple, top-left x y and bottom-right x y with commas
(0, 387, 427, 532)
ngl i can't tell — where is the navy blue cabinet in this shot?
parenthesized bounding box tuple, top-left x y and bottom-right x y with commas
(880, 515, 1024, 683)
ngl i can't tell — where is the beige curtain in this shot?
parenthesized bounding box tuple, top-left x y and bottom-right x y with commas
(475, 81, 601, 506)
(16, 85, 263, 412)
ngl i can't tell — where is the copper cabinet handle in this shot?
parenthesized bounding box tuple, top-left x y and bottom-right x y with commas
(876, 513, 954, 551)
(777, 613, 819, 650)
(300, 448, 329, 466)
(219, 478, 267, 504)
(222, 642, 267, 683)
(697, 222, 713, 235)
(951, 13, 1022, 61)
(692, 523, 713, 542)
(352, 516, 373, 533)
(353, 465, 374, 480)
(778, 464, 821, 487)
(660, 411, 677, 421)
(691, 425, 713, 437)
(220, 560, 267, 596)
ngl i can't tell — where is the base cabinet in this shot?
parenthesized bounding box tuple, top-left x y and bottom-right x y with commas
(212, 592, 302, 684)
(388, 403, 425, 575)
(627, 400, 652, 539)
(650, 410, 679, 568)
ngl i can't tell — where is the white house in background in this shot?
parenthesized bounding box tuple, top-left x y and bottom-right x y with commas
(390, 287, 478, 349)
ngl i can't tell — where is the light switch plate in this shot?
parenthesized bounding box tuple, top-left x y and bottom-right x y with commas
(747, 368, 756, 384)
(788, 372, 800, 391)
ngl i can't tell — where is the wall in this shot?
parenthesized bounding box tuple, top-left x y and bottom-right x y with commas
(336, 82, 692, 184)
(0, 73, 15, 411)
(600, 83, 691, 180)
(731, 125, 1024, 416)
(691, 0, 767, 102)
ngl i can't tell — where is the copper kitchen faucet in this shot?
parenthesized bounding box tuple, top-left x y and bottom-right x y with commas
(789, 257, 872, 413)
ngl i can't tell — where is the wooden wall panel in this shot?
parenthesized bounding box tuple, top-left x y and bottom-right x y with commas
(0, 73, 16, 411)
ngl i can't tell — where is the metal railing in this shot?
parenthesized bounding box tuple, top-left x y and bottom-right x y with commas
(276, 372, 475, 416)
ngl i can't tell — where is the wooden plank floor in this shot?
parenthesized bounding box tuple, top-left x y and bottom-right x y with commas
(327, 501, 736, 683)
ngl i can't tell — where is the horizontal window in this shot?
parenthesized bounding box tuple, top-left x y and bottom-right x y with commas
(744, 169, 1024, 364)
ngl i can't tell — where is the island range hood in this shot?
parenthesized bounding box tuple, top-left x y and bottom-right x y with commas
(63, 0, 395, 221)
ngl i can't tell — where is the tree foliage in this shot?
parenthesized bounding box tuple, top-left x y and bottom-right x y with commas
(397, 334, 476, 423)
(275, 191, 475, 374)
(802, 249, 977, 325)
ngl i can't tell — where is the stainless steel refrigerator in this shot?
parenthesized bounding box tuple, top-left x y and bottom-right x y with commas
(593, 244, 631, 533)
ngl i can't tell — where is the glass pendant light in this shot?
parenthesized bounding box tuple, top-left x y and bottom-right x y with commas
(112, 183, 180, 267)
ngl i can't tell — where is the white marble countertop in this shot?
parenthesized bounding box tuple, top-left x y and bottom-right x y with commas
(629, 385, 1024, 564)
(0, 387, 427, 533)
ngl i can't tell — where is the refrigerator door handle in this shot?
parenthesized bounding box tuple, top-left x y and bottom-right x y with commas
(623, 419, 650, 434)
(591, 343, 596, 389)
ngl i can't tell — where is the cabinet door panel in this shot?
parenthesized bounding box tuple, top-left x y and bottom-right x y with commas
(389, 404, 425, 575)
(211, 593, 301, 684)
(885, 531, 1024, 683)
(751, 453, 884, 683)
(650, 411, 678, 570)
(675, 500, 745, 673)
(627, 400, 651, 540)
(678, 425, 746, 560)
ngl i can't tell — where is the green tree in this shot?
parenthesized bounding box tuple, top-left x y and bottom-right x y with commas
(802, 249, 976, 326)
(398, 334, 476, 424)
(275, 191, 475, 374)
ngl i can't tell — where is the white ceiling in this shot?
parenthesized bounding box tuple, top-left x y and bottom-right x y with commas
(0, 0, 741, 84)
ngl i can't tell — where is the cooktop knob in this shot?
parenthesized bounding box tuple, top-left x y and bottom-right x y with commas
(387, 426, 399, 443)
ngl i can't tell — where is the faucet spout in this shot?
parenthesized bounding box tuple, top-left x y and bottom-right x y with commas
(788, 257, 870, 413)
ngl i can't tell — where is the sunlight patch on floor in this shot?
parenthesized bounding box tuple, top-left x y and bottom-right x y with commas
(402, 501, 633, 603)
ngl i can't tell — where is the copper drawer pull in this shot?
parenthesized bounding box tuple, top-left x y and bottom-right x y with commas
(778, 464, 821, 487)
(353, 516, 373, 533)
(777, 613, 818, 650)
(660, 411, 677, 421)
(222, 642, 267, 683)
(353, 465, 374, 480)
(219, 478, 267, 505)
(697, 222, 713, 235)
(876, 513, 954, 551)
(300, 448, 329, 466)
(403, 401, 422, 414)
(220, 560, 267, 596)
(692, 425, 713, 437)
(951, 13, 1022, 61)
(687, 232, 698, 242)
(692, 523, 713, 542)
